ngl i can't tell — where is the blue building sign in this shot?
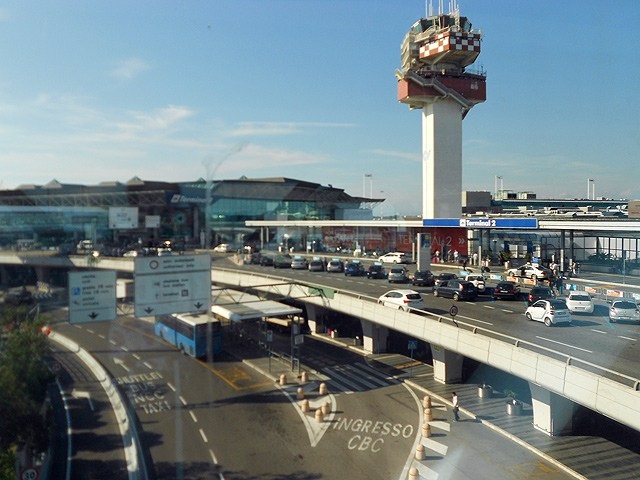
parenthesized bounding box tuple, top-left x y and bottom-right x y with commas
(422, 218, 538, 229)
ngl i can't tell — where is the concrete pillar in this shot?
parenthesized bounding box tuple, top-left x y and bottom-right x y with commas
(430, 344, 463, 384)
(360, 319, 388, 354)
(306, 304, 319, 334)
(34, 266, 50, 283)
(530, 382, 575, 436)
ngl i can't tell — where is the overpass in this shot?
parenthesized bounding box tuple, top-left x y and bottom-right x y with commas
(1, 251, 639, 438)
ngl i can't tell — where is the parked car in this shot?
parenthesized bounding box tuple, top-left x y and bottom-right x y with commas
(527, 286, 555, 305)
(308, 258, 325, 272)
(411, 270, 435, 287)
(273, 254, 292, 268)
(367, 262, 387, 279)
(377, 289, 425, 311)
(507, 263, 552, 280)
(387, 266, 409, 284)
(213, 243, 230, 253)
(433, 279, 477, 301)
(344, 260, 366, 276)
(608, 300, 640, 323)
(326, 258, 345, 273)
(290, 255, 308, 269)
(493, 281, 521, 300)
(434, 272, 457, 286)
(378, 252, 409, 264)
(259, 255, 274, 267)
(4, 287, 34, 306)
(464, 274, 486, 293)
(565, 291, 594, 314)
(525, 299, 572, 326)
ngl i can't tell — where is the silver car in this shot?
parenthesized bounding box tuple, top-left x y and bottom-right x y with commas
(608, 300, 640, 323)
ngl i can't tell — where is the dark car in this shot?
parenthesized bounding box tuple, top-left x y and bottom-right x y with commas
(367, 263, 387, 279)
(434, 272, 458, 286)
(273, 254, 292, 268)
(433, 279, 477, 301)
(493, 281, 521, 300)
(527, 285, 555, 305)
(5, 287, 34, 306)
(344, 260, 366, 276)
(412, 270, 435, 287)
(259, 255, 274, 266)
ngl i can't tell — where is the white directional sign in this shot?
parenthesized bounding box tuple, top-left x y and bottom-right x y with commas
(68, 271, 117, 324)
(134, 253, 211, 317)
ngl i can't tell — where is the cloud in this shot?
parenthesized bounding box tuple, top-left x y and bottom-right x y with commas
(114, 105, 195, 135)
(111, 57, 150, 80)
(227, 121, 356, 137)
(368, 148, 420, 162)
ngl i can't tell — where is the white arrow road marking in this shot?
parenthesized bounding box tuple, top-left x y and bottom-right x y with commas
(278, 381, 336, 447)
(113, 357, 130, 372)
(71, 389, 94, 411)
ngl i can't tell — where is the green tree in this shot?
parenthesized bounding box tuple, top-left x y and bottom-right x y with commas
(0, 305, 53, 456)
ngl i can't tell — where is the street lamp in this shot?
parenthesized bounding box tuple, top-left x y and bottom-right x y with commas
(363, 173, 372, 197)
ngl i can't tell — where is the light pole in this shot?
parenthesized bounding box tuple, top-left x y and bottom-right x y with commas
(363, 173, 372, 197)
(494, 175, 503, 199)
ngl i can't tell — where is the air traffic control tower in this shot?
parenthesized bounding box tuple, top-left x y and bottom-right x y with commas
(396, 6, 486, 219)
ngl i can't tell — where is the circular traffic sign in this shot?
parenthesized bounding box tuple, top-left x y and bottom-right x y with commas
(449, 305, 458, 317)
(21, 467, 38, 480)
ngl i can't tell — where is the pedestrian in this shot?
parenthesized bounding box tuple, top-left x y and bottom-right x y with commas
(556, 275, 564, 295)
(571, 261, 577, 276)
(434, 250, 440, 263)
(453, 250, 459, 263)
(452, 392, 460, 421)
(472, 252, 478, 266)
(462, 259, 468, 271)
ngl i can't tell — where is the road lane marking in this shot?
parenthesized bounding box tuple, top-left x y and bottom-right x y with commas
(179, 395, 187, 406)
(120, 345, 129, 351)
(209, 449, 218, 463)
(590, 329, 607, 334)
(87, 329, 94, 334)
(167, 382, 176, 392)
(132, 353, 141, 360)
(143, 361, 153, 369)
(189, 411, 198, 423)
(199, 428, 208, 443)
(619, 335, 636, 341)
(535, 336, 593, 353)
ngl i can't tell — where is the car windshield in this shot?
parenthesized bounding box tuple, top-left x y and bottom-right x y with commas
(550, 300, 568, 310)
(613, 301, 637, 309)
(570, 295, 591, 301)
(406, 294, 422, 300)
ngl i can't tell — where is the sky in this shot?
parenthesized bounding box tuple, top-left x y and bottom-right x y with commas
(0, 1, 638, 216)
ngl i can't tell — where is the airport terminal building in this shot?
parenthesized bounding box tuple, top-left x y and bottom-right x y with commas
(1, 176, 640, 275)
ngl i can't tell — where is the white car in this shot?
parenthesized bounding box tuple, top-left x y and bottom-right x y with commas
(608, 300, 640, 323)
(213, 244, 230, 253)
(525, 299, 572, 326)
(377, 289, 425, 311)
(378, 252, 409, 264)
(565, 292, 594, 314)
(464, 274, 486, 293)
(507, 263, 552, 280)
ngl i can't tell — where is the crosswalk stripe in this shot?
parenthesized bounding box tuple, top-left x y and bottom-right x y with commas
(321, 362, 398, 393)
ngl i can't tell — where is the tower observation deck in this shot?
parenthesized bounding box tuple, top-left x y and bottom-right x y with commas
(396, 6, 486, 219)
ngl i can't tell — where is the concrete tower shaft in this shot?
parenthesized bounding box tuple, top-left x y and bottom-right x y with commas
(396, 9, 486, 219)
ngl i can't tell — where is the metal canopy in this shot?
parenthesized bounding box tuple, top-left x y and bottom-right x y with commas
(211, 288, 302, 322)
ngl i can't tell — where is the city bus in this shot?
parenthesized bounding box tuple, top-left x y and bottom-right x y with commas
(154, 312, 222, 358)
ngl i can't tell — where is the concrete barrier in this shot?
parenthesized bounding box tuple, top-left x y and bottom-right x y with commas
(48, 331, 142, 480)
